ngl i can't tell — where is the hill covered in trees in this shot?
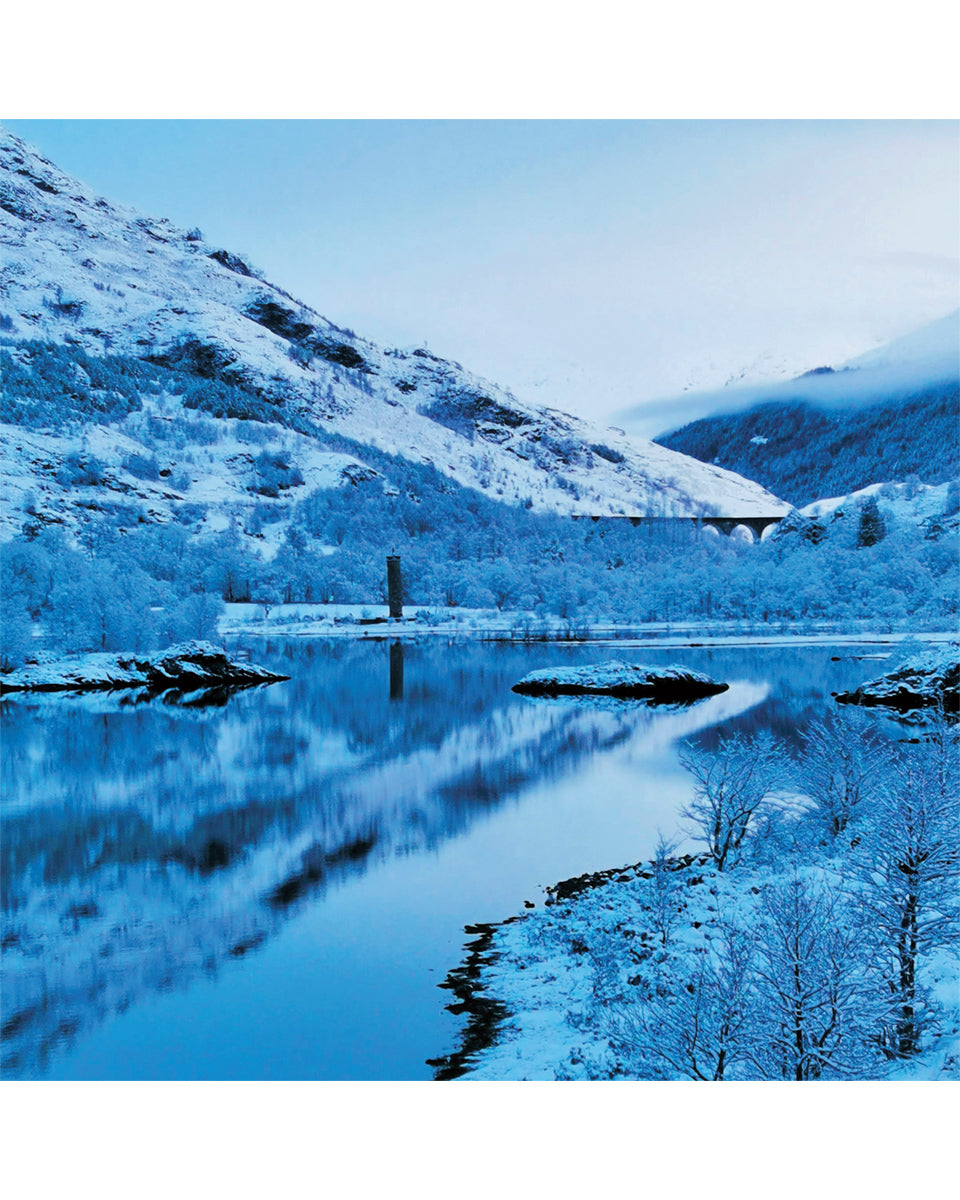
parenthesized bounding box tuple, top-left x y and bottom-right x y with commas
(655, 383, 959, 508)
(2, 336, 957, 672)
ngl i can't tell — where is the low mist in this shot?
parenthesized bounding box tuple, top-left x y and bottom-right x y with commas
(619, 310, 959, 440)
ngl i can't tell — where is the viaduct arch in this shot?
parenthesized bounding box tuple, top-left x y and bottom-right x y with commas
(572, 515, 785, 540)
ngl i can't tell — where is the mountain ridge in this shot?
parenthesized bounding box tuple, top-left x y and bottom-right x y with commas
(644, 310, 959, 508)
(0, 131, 788, 530)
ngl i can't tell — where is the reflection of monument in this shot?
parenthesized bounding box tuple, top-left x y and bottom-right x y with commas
(386, 555, 403, 620)
(389, 640, 404, 701)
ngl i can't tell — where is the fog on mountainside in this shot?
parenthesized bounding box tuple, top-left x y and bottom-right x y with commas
(637, 311, 959, 507)
(621, 309, 960, 439)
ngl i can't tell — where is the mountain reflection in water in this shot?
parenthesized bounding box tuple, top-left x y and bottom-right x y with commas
(0, 638, 890, 1079)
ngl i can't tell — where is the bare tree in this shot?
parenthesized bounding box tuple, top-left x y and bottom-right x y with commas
(850, 720, 959, 1058)
(748, 869, 887, 1080)
(796, 709, 891, 838)
(680, 731, 786, 870)
(606, 912, 756, 1081)
(650, 829, 683, 946)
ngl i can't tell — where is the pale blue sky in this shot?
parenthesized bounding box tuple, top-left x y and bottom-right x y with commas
(5, 119, 958, 430)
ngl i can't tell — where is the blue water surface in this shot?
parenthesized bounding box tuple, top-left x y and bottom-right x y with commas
(0, 638, 896, 1079)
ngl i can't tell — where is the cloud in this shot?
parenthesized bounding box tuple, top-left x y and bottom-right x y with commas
(617, 310, 960, 438)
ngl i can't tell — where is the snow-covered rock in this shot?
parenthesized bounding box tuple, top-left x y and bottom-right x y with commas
(770, 508, 828, 545)
(835, 641, 959, 712)
(511, 661, 728, 700)
(0, 640, 289, 694)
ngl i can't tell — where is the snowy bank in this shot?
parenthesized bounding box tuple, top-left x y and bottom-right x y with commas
(0, 640, 289, 694)
(432, 853, 959, 1082)
(511, 661, 728, 701)
(835, 641, 959, 713)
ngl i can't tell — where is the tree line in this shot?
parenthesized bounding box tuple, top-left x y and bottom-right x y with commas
(656, 387, 960, 507)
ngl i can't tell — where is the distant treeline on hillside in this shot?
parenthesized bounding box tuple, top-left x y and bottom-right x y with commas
(655, 384, 959, 507)
(2, 340, 958, 671)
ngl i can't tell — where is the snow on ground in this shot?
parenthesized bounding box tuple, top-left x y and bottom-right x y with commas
(840, 309, 959, 377)
(1, 131, 790, 522)
(0, 399, 380, 544)
(448, 853, 959, 1082)
(801, 480, 955, 522)
(836, 640, 959, 710)
(511, 661, 727, 697)
(219, 604, 960, 646)
(0, 640, 286, 692)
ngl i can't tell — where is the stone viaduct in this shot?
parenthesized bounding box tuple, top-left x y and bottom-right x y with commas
(572, 514, 785, 540)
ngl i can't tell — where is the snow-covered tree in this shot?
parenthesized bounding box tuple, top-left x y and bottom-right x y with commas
(680, 731, 786, 870)
(748, 869, 887, 1080)
(607, 913, 756, 1081)
(796, 709, 892, 838)
(856, 495, 886, 548)
(0, 594, 33, 670)
(850, 721, 960, 1057)
(650, 830, 683, 946)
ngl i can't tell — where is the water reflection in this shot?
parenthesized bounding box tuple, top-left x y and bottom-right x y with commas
(0, 639, 891, 1078)
(390, 641, 404, 702)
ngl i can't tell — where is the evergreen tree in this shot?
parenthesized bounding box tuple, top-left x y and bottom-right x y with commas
(856, 496, 887, 548)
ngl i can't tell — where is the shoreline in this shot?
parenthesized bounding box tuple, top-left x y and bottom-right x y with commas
(429, 852, 714, 1081)
(0, 642, 288, 696)
(426, 919, 519, 1081)
(431, 837, 959, 1081)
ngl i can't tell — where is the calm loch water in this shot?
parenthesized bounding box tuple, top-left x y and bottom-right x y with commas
(0, 638, 898, 1080)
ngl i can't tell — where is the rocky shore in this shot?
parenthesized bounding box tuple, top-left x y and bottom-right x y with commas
(0, 640, 289, 695)
(428, 851, 716, 1081)
(431, 846, 959, 1081)
(835, 640, 959, 712)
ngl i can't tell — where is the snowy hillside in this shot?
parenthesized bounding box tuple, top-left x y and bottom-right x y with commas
(840, 309, 959, 379)
(0, 131, 788, 533)
(800, 479, 958, 526)
(621, 309, 960, 439)
(644, 312, 959, 508)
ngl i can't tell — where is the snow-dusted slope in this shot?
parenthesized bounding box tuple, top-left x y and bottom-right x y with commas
(0, 133, 788, 524)
(801, 480, 957, 523)
(840, 310, 959, 378)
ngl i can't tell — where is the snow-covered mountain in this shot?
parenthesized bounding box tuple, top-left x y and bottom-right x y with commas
(0, 131, 788, 542)
(620, 309, 960, 440)
(637, 311, 959, 508)
(840, 310, 959, 379)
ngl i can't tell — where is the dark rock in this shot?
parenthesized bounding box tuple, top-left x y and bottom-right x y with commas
(512, 661, 728, 701)
(772, 509, 827, 545)
(244, 296, 314, 342)
(427, 922, 512, 1080)
(302, 333, 370, 371)
(835, 644, 958, 713)
(228, 933, 265, 957)
(207, 248, 254, 276)
(146, 336, 242, 384)
(0, 641, 289, 695)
